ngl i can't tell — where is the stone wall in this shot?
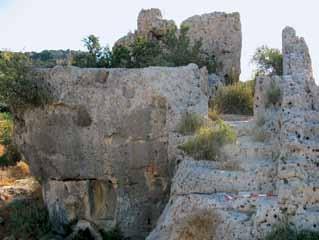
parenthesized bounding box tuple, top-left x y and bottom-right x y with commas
(15, 64, 208, 239)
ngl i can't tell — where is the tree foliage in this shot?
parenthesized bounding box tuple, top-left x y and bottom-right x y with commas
(0, 51, 52, 111)
(73, 35, 112, 68)
(252, 46, 283, 76)
(110, 27, 216, 72)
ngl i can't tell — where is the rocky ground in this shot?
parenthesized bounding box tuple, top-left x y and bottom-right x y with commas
(0, 162, 42, 240)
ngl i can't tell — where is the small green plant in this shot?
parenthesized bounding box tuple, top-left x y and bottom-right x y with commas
(265, 222, 319, 240)
(100, 227, 124, 240)
(210, 83, 254, 115)
(297, 230, 319, 240)
(266, 81, 281, 107)
(7, 199, 52, 239)
(177, 113, 205, 135)
(179, 120, 236, 160)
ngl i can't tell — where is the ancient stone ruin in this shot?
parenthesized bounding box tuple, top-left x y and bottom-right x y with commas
(147, 27, 319, 240)
(12, 7, 319, 240)
(115, 8, 242, 91)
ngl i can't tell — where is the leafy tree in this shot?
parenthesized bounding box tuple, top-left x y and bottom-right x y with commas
(130, 37, 164, 68)
(73, 29, 216, 71)
(96, 47, 112, 68)
(83, 34, 101, 55)
(0, 51, 51, 111)
(111, 45, 132, 68)
(252, 46, 283, 76)
(72, 52, 92, 68)
(73, 35, 112, 68)
(111, 26, 216, 72)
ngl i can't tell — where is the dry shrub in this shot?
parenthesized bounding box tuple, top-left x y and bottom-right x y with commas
(210, 83, 254, 115)
(208, 109, 220, 121)
(179, 120, 236, 160)
(177, 113, 205, 135)
(176, 210, 220, 240)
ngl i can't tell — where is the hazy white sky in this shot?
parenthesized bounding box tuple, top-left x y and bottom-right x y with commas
(0, 0, 318, 80)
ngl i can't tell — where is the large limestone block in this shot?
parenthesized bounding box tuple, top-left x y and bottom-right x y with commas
(15, 64, 208, 239)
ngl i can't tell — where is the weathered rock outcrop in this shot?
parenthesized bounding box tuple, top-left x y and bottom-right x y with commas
(115, 8, 242, 87)
(182, 12, 242, 83)
(115, 9, 176, 47)
(137, 8, 176, 39)
(147, 27, 319, 240)
(15, 64, 208, 239)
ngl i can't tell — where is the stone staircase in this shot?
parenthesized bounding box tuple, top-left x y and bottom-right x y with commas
(147, 119, 281, 240)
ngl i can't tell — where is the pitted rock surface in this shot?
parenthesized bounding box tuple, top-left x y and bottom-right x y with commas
(147, 27, 319, 240)
(182, 12, 242, 83)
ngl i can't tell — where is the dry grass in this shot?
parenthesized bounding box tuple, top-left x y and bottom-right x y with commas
(177, 113, 205, 135)
(210, 83, 254, 115)
(176, 210, 220, 240)
(0, 161, 30, 181)
(208, 109, 220, 121)
(179, 120, 236, 161)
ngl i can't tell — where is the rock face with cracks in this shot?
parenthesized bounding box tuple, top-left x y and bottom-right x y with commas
(147, 27, 319, 240)
(14, 64, 208, 239)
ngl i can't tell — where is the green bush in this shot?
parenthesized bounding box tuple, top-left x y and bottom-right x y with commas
(210, 83, 254, 115)
(265, 223, 319, 240)
(0, 51, 52, 111)
(252, 45, 283, 76)
(266, 81, 281, 107)
(100, 227, 124, 240)
(179, 120, 236, 160)
(73, 35, 112, 68)
(177, 113, 205, 135)
(110, 27, 216, 72)
(7, 199, 51, 239)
